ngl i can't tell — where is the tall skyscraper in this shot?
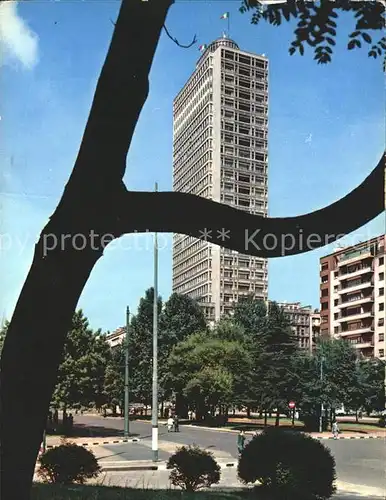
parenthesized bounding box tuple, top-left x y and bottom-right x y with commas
(172, 36, 268, 325)
(319, 234, 385, 359)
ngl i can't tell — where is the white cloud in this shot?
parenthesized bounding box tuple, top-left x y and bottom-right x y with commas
(0, 1, 38, 69)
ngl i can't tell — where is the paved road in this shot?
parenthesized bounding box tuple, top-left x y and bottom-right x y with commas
(74, 415, 386, 491)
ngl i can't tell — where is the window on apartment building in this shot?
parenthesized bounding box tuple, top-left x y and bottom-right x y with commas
(321, 302, 328, 310)
(379, 272, 385, 280)
(334, 299, 339, 306)
(379, 349, 385, 358)
(239, 126, 250, 135)
(379, 257, 384, 265)
(321, 275, 328, 283)
(239, 91, 250, 100)
(239, 174, 250, 183)
(379, 333, 384, 342)
(334, 326, 339, 333)
(321, 289, 328, 297)
(321, 263, 328, 271)
(239, 55, 251, 65)
(379, 302, 384, 312)
(334, 313, 339, 320)
(379, 318, 385, 326)
(239, 67, 250, 77)
(239, 138, 250, 147)
(380, 287, 385, 296)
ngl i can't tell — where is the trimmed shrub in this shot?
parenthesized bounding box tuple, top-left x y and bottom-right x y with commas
(166, 444, 221, 491)
(238, 427, 336, 500)
(37, 442, 101, 484)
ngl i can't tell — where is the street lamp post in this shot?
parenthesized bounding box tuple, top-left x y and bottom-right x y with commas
(124, 306, 130, 438)
(152, 182, 159, 462)
(319, 356, 325, 433)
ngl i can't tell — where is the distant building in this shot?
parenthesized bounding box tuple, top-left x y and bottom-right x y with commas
(106, 327, 125, 348)
(273, 301, 321, 351)
(319, 234, 385, 360)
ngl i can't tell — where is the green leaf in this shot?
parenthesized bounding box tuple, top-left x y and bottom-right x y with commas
(362, 32, 372, 44)
(349, 30, 361, 38)
(326, 37, 336, 46)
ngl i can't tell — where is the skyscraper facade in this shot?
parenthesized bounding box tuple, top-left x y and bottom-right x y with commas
(172, 36, 268, 324)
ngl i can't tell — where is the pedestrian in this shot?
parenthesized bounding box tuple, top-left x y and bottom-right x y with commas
(167, 416, 174, 432)
(174, 415, 179, 432)
(332, 420, 339, 439)
(188, 409, 193, 421)
(237, 430, 246, 456)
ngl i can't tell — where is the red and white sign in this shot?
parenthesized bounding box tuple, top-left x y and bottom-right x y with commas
(288, 401, 296, 409)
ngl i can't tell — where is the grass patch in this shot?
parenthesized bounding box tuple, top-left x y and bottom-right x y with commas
(31, 484, 247, 500)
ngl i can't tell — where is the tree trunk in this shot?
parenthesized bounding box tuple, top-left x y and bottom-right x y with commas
(275, 410, 280, 427)
(264, 411, 268, 427)
(246, 407, 251, 418)
(355, 410, 359, 423)
(0, 1, 172, 498)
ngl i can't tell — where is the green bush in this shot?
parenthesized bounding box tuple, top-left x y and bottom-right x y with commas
(237, 427, 336, 500)
(166, 444, 221, 491)
(37, 442, 101, 484)
(378, 415, 386, 428)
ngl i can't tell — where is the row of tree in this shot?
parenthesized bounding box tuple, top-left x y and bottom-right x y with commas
(1, 291, 383, 427)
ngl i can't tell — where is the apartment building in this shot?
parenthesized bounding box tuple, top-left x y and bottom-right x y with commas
(319, 235, 386, 359)
(275, 301, 321, 351)
(105, 327, 125, 348)
(172, 35, 269, 324)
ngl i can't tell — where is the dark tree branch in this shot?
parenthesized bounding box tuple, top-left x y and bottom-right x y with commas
(117, 153, 384, 258)
(163, 24, 197, 48)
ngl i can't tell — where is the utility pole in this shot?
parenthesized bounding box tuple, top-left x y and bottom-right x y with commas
(124, 306, 130, 437)
(152, 182, 159, 462)
(319, 356, 325, 433)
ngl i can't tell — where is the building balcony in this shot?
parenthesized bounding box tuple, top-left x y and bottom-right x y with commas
(338, 325, 374, 337)
(338, 249, 374, 267)
(337, 280, 373, 294)
(338, 310, 374, 323)
(354, 341, 374, 349)
(338, 265, 373, 279)
(338, 294, 374, 308)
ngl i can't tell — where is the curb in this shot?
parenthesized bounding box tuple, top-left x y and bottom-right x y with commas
(315, 435, 384, 440)
(166, 422, 385, 440)
(46, 437, 140, 449)
(99, 459, 238, 472)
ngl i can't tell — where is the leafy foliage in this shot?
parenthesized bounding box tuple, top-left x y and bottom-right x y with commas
(0, 319, 9, 358)
(38, 442, 101, 484)
(51, 310, 110, 410)
(296, 338, 359, 411)
(233, 298, 299, 416)
(128, 287, 162, 405)
(347, 357, 386, 414)
(238, 427, 337, 500)
(240, 0, 386, 68)
(103, 342, 125, 411)
(159, 293, 207, 399)
(165, 326, 252, 417)
(166, 445, 221, 491)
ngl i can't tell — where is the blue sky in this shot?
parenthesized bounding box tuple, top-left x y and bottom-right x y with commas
(0, 1, 384, 332)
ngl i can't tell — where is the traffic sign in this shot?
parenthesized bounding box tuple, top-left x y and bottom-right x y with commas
(288, 401, 296, 409)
